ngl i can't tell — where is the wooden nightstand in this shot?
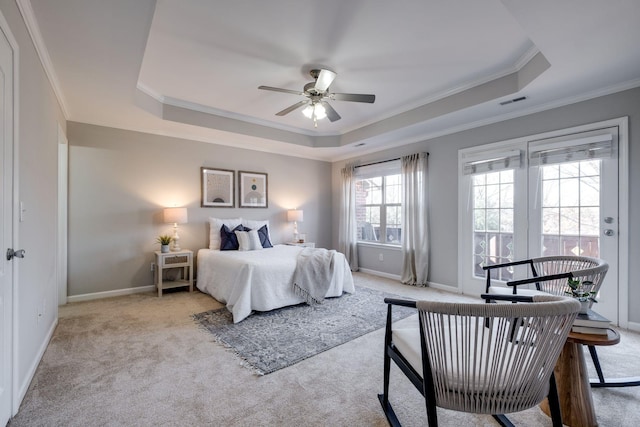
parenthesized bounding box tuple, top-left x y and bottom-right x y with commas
(286, 242, 315, 248)
(154, 249, 193, 297)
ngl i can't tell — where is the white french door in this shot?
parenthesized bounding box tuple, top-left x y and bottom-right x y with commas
(528, 127, 619, 321)
(460, 120, 626, 325)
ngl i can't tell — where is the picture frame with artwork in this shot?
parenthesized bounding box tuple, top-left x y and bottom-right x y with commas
(238, 171, 268, 208)
(201, 167, 235, 207)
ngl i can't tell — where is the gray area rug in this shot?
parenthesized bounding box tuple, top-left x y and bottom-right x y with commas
(193, 285, 416, 375)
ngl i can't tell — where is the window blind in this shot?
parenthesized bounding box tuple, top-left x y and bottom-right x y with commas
(529, 132, 614, 166)
(355, 159, 401, 179)
(461, 150, 521, 175)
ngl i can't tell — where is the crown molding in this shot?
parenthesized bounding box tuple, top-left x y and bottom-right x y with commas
(136, 83, 335, 138)
(16, 0, 69, 118)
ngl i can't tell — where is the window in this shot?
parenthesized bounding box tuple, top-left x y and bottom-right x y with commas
(355, 160, 402, 245)
(539, 160, 601, 257)
(472, 170, 515, 281)
(460, 149, 523, 281)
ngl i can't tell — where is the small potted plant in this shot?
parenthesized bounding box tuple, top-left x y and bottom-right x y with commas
(566, 277, 597, 313)
(156, 234, 173, 253)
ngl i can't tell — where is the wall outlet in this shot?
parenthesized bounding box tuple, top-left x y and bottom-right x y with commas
(379, 253, 384, 261)
(150, 262, 155, 272)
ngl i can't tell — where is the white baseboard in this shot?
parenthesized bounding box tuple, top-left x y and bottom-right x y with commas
(358, 268, 401, 281)
(626, 321, 640, 333)
(427, 281, 462, 294)
(66, 285, 155, 303)
(15, 317, 57, 414)
(357, 269, 461, 294)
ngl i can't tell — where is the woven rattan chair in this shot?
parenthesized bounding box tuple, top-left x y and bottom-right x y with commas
(483, 255, 608, 300)
(484, 255, 639, 388)
(378, 295, 580, 426)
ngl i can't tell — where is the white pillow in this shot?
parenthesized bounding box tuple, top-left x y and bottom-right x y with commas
(243, 219, 272, 242)
(235, 230, 263, 251)
(209, 217, 243, 250)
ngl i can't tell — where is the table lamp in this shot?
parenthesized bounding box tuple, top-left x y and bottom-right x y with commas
(287, 209, 303, 242)
(163, 207, 188, 251)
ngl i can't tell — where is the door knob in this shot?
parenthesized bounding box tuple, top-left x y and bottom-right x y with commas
(6, 248, 25, 260)
(604, 229, 615, 237)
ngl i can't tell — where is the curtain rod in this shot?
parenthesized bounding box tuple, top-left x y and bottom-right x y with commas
(354, 152, 429, 169)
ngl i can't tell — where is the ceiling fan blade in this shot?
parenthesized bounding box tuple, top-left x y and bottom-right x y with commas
(330, 93, 375, 103)
(314, 69, 337, 93)
(258, 85, 304, 96)
(320, 101, 341, 122)
(276, 100, 309, 116)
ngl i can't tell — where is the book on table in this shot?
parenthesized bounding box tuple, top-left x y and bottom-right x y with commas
(571, 325, 609, 335)
(573, 309, 611, 328)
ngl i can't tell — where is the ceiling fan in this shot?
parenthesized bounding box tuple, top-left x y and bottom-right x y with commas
(258, 69, 375, 127)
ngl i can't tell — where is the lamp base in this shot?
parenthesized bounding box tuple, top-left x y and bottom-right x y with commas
(171, 225, 181, 251)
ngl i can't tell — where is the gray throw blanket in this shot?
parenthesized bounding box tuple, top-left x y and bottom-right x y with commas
(292, 247, 336, 304)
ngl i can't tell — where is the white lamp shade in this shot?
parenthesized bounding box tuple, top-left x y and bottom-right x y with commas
(164, 207, 188, 224)
(287, 209, 303, 222)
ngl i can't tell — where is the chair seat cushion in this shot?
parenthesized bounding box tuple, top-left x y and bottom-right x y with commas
(392, 327, 423, 376)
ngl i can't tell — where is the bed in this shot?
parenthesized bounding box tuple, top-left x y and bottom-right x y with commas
(197, 244, 355, 323)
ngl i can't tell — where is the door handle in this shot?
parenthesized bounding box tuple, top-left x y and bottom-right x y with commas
(604, 229, 615, 237)
(6, 248, 25, 260)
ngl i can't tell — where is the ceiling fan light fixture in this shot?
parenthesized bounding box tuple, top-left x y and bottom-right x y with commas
(314, 103, 327, 120)
(302, 104, 314, 119)
(302, 103, 326, 121)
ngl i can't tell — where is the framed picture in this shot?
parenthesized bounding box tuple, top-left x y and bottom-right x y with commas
(201, 167, 235, 207)
(238, 171, 268, 208)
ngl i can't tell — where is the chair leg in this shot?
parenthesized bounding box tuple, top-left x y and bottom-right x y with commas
(491, 414, 515, 427)
(382, 346, 391, 407)
(587, 345, 640, 388)
(547, 373, 564, 427)
(378, 393, 402, 427)
(424, 393, 438, 426)
(379, 342, 402, 427)
(588, 345, 605, 383)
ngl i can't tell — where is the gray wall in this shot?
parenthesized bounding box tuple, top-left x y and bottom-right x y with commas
(1, 0, 66, 409)
(67, 122, 332, 296)
(332, 87, 640, 321)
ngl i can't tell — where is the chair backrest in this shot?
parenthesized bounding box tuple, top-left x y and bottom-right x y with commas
(530, 255, 608, 297)
(416, 295, 580, 415)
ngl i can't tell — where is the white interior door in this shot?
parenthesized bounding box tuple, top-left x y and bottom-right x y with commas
(0, 22, 14, 426)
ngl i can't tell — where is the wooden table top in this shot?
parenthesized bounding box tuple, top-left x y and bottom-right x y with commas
(567, 328, 620, 346)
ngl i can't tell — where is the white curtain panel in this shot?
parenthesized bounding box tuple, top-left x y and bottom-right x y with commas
(339, 163, 359, 271)
(401, 153, 429, 285)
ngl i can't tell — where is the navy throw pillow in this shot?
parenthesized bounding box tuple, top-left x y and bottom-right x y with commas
(220, 224, 244, 250)
(257, 224, 273, 248)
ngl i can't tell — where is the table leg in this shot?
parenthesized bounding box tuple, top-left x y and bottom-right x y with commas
(157, 265, 163, 297)
(541, 341, 597, 427)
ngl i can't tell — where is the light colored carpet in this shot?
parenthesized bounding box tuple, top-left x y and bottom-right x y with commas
(8, 273, 640, 426)
(192, 286, 416, 374)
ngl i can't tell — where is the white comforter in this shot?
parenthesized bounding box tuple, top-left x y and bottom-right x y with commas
(196, 244, 355, 323)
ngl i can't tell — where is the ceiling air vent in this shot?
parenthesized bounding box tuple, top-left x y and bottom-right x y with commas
(499, 96, 527, 106)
